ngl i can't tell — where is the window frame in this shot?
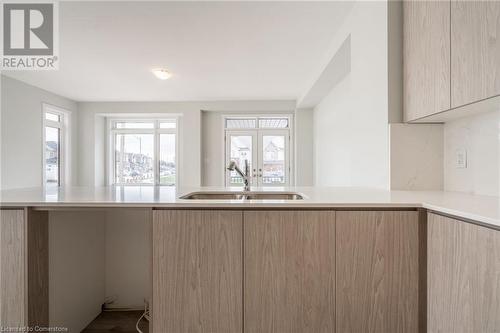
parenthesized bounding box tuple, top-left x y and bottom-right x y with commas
(107, 118, 178, 186)
(222, 114, 294, 187)
(42, 103, 70, 187)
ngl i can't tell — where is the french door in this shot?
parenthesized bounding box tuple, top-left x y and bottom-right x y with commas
(225, 130, 290, 187)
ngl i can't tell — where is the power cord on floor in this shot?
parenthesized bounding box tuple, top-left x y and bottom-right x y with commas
(135, 311, 146, 333)
(136, 301, 150, 333)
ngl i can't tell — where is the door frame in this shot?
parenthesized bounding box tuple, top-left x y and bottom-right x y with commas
(222, 114, 294, 187)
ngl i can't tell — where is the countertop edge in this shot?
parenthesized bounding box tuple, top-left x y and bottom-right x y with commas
(1, 201, 499, 230)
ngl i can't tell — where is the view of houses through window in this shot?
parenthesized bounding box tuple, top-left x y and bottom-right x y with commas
(225, 116, 291, 186)
(43, 105, 67, 187)
(111, 120, 177, 185)
(261, 135, 286, 184)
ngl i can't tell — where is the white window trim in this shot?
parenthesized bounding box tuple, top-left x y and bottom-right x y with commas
(222, 114, 294, 187)
(107, 118, 179, 186)
(42, 103, 70, 187)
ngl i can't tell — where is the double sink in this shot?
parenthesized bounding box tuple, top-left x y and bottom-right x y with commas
(180, 191, 304, 200)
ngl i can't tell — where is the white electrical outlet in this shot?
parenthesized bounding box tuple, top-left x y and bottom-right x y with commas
(456, 149, 467, 169)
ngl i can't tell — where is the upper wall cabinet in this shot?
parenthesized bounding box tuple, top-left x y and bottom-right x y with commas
(404, 0, 451, 121)
(404, 0, 500, 122)
(451, 1, 500, 108)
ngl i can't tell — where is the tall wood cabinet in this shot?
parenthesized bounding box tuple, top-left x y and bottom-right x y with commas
(336, 211, 421, 333)
(244, 211, 336, 333)
(427, 213, 500, 332)
(403, 0, 451, 121)
(404, 0, 500, 121)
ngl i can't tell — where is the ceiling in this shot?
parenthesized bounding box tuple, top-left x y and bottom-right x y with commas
(4, 1, 354, 102)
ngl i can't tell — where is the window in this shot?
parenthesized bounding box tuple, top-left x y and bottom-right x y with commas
(225, 118, 257, 129)
(224, 116, 292, 187)
(43, 105, 68, 187)
(109, 119, 177, 185)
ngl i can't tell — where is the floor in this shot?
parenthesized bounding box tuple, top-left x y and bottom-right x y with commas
(81, 311, 149, 333)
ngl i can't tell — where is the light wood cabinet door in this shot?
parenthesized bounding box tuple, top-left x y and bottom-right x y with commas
(428, 213, 500, 332)
(451, 1, 500, 107)
(152, 210, 243, 333)
(336, 211, 420, 333)
(0, 209, 27, 327)
(244, 211, 336, 333)
(404, 0, 450, 121)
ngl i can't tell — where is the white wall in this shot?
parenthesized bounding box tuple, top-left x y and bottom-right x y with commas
(201, 111, 224, 186)
(444, 110, 500, 196)
(294, 108, 314, 186)
(49, 211, 105, 332)
(49, 210, 152, 330)
(313, 1, 389, 188)
(105, 209, 151, 309)
(1, 76, 79, 189)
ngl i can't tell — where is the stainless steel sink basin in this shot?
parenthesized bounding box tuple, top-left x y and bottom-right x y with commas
(180, 191, 304, 200)
(245, 193, 304, 200)
(179, 192, 247, 200)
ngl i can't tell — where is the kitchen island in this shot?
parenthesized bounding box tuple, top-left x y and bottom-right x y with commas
(1, 186, 499, 332)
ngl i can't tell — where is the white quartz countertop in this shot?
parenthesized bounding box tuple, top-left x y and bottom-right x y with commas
(1, 186, 499, 229)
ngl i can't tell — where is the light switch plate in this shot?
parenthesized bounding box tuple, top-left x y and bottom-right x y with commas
(455, 149, 467, 169)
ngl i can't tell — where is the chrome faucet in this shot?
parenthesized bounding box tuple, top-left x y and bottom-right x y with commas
(227, 160, 250, 191)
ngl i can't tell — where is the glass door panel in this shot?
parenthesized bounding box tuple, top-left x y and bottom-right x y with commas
(225, 132, 257, 186)
(259, 132, 288, 186)
(45, 126, 60, 187)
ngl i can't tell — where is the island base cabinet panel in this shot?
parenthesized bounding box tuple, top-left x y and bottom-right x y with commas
(152, 210, 243, 333)
(244, 211, 336, 333)
(428, 213, 500, 332)
(0, 210, 27, 327)
(336, 211, 420, 333)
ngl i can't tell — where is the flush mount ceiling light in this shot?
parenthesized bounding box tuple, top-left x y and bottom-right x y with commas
(152, 68, 172, 80)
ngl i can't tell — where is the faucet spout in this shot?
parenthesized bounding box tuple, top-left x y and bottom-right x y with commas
(227, 159, 251, 191)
